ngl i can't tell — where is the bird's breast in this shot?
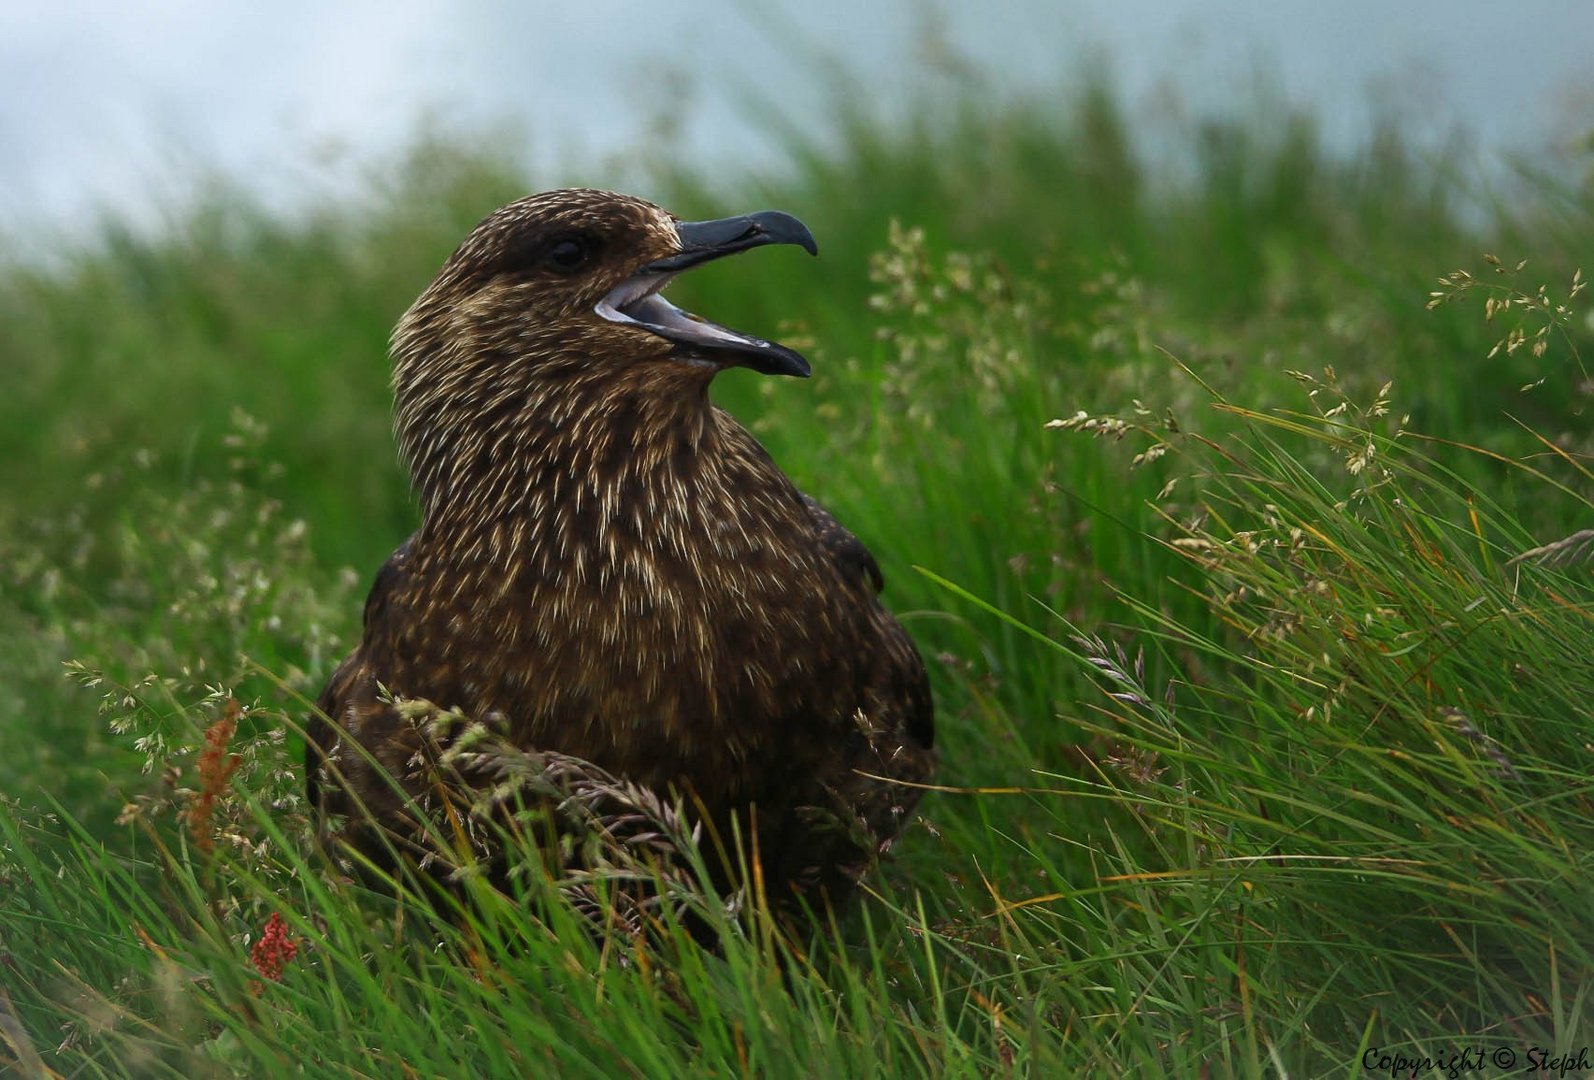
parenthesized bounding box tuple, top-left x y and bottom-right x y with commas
(395, 455, 857, 806)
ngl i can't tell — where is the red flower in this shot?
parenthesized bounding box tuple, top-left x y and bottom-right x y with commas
(189, 700, 243, 854)
(250, 912, 299, 982)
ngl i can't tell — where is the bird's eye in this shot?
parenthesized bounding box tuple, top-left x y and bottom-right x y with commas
(546, 238, 588, 272)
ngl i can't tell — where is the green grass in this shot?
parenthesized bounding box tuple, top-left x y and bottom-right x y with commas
(2, 75, 1593, 1076)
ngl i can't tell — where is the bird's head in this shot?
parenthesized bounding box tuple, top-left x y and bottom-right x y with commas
(395, 188, 817, 385)
(391, 188, 819, 519)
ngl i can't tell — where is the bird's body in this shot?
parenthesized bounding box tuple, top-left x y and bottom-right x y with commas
(308, 189, 932, 910)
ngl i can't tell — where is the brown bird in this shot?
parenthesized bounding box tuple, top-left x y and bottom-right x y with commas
(306, 188, 933, 915)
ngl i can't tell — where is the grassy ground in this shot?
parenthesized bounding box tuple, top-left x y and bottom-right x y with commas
(2, 79, 1592, 1076)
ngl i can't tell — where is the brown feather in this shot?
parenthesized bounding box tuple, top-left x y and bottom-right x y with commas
(306, 189, 934, 914)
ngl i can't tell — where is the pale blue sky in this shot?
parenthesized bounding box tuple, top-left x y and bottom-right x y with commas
(3, 1, 1591, 248)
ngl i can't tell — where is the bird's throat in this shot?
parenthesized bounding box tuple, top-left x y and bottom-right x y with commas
(408, 367, 737, 578)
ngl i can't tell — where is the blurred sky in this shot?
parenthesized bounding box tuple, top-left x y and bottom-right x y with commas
(3, 0, 1592, 251)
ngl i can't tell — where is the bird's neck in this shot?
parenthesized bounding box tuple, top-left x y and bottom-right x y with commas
(399, 363, 733, 559)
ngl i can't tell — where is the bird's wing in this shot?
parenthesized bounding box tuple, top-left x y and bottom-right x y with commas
(801, 493, 885, 594)
(768, 494, 937, 907)
(800, 494, 933, 753)
(305, 535, 415, 818)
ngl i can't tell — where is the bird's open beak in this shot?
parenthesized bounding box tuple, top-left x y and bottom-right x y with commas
(595, 211, 818, 378)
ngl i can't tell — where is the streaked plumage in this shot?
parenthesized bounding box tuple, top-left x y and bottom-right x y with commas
(306, 188, 933, 914)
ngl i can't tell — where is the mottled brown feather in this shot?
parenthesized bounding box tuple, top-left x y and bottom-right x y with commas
(306, 188, 933, 913)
